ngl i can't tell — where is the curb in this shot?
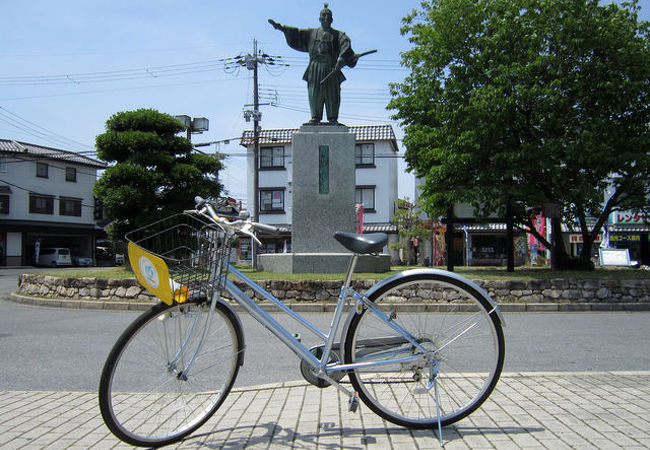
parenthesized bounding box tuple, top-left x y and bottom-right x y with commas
(7, 292, 650, 312)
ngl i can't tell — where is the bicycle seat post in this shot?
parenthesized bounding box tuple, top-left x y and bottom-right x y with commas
(343, 254, 359, 288)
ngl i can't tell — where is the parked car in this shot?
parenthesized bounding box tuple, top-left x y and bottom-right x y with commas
(96, 246, 125, 266)
(72, 255, 93, 267)
(37, 247, 72, 267)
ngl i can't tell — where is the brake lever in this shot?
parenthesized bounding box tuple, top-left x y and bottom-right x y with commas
(241, 222, 262, 245)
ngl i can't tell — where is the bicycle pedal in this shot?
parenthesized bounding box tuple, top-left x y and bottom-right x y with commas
(348, 392, 359, 412)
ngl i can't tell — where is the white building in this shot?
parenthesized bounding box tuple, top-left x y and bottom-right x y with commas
(240, 125, 399, 259)
(0, 139, 106, 266)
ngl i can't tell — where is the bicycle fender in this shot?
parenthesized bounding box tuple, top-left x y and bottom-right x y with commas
(217, 297, 246, 367)
(359, 268, 505, 326)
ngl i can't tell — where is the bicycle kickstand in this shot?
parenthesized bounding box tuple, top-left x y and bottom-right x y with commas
(427, 362, 445, 447)
(433, 378, 444, 447)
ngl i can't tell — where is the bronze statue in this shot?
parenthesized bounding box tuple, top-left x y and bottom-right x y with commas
(269, 3, 375, 125)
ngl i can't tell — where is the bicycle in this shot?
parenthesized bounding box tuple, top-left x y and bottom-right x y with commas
(98, 197, 505, 447)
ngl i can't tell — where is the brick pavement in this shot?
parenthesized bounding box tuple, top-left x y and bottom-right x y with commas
(1, 371, 649, 449)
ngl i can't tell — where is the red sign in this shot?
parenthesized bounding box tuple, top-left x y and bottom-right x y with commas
(355, 204, 364, 233)
(615, 212, 649, 224)
(528, 215, 546, 251)
(569, 234, 602, 244)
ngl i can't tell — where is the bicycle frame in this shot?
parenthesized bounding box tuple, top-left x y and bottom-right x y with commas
(220, 256, 433, 380)
(102, 204, 506, 447)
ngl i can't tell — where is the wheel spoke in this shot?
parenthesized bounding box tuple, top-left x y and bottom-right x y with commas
(344, 274, 504, 428)
(99, 302, 242, 447)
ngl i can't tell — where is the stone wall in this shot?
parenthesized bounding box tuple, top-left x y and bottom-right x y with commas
(15, 273, 650, 305)
(17, 275, 155, 302)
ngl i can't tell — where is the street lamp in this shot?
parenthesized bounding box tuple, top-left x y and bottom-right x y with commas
(175, 115, 209, 142)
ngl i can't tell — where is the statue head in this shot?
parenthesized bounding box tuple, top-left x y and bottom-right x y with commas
(319, 3, 333, 29)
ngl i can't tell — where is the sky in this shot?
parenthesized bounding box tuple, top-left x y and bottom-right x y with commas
(0, 0, 424, 207)
(2, 0, 648, 208)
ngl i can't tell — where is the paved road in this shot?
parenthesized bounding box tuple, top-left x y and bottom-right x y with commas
(2, 266, 650, 390)
(1, 295, 649, 390)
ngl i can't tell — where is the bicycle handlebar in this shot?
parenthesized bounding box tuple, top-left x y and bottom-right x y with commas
(190, 196, 281, 236)
(253, 222, 281, 235)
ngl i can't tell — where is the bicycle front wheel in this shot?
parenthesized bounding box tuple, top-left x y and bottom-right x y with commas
(99, 300, 243, 447)
(344, 271, 504, 428)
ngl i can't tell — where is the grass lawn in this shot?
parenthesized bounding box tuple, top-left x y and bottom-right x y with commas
(42, 265, 650, 281)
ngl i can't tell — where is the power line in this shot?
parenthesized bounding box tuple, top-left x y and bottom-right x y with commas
(0, 58, 226, 86)
(1, 55, 405, 87)
(0, 106, 95, 153)
(0, 179, 96, 209)
(270, 103, 398, 124)
(0, 77, 237, 102)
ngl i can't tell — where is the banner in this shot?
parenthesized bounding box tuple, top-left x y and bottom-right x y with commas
(355, 204, 364, 233)
(528, 215, 546, 251)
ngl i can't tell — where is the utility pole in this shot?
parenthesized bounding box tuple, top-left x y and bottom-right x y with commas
(234, 39, 281, 269)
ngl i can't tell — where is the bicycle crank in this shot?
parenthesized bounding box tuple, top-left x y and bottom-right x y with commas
(300, 345, 345, 388)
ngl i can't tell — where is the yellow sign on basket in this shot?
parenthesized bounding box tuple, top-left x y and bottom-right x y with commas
(128, 242, 176, 305)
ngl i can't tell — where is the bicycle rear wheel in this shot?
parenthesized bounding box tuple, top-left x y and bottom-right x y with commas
(99, 300, 243, 447)
(344, 271, 504, 428)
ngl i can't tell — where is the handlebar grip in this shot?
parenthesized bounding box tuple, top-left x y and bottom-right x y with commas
(254, 222, 280, 235)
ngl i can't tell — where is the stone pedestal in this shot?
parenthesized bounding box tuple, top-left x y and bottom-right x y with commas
(259, 124, 389, 273)
(291, 124, 356, 252)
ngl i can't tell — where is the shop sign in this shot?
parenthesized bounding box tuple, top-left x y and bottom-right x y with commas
(614, 211, 649, 224)
(610, 234, 641, 243)
(569, 234, 602, 244)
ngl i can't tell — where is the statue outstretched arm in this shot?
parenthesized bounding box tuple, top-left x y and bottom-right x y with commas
(268, 19, 286, 32)
(268, 20, 311, 53)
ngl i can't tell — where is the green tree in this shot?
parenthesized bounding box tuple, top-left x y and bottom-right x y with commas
(391, 198, 428, 264)
(390, 0, 650, 269)
(94, 109, 222, 242)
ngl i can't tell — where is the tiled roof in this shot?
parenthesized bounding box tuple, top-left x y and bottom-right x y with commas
(241, 125, 398, 150)
(241, 129, 294, 146)
(0, 139, 106, 169)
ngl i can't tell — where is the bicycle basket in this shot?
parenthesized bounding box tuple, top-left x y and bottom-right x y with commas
(125, 213, 231, 305)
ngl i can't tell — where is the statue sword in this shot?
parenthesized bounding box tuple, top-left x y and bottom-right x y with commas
(320, 49, 378, 84)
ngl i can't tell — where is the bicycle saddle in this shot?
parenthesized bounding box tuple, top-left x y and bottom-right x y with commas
(333, 231, 388, 254)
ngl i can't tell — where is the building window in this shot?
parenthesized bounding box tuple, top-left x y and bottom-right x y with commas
(0, 195, 9, 214)
(65, 167, 77, 182)
(59, 197, 82, 216)
(29, 194, 54, 214)
(355, 143, 375, 166)
(0, 157, 6, 173)
(260, 146, 285, 169)
(261, 242, 276, 254)
(36, 162, 49, 178)
(260, 189, 284, 213)
(355, 186, 376, 212)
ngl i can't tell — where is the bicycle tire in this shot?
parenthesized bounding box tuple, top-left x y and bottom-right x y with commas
(99, 300, 244, 447)
(343, 271, 505, 428)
